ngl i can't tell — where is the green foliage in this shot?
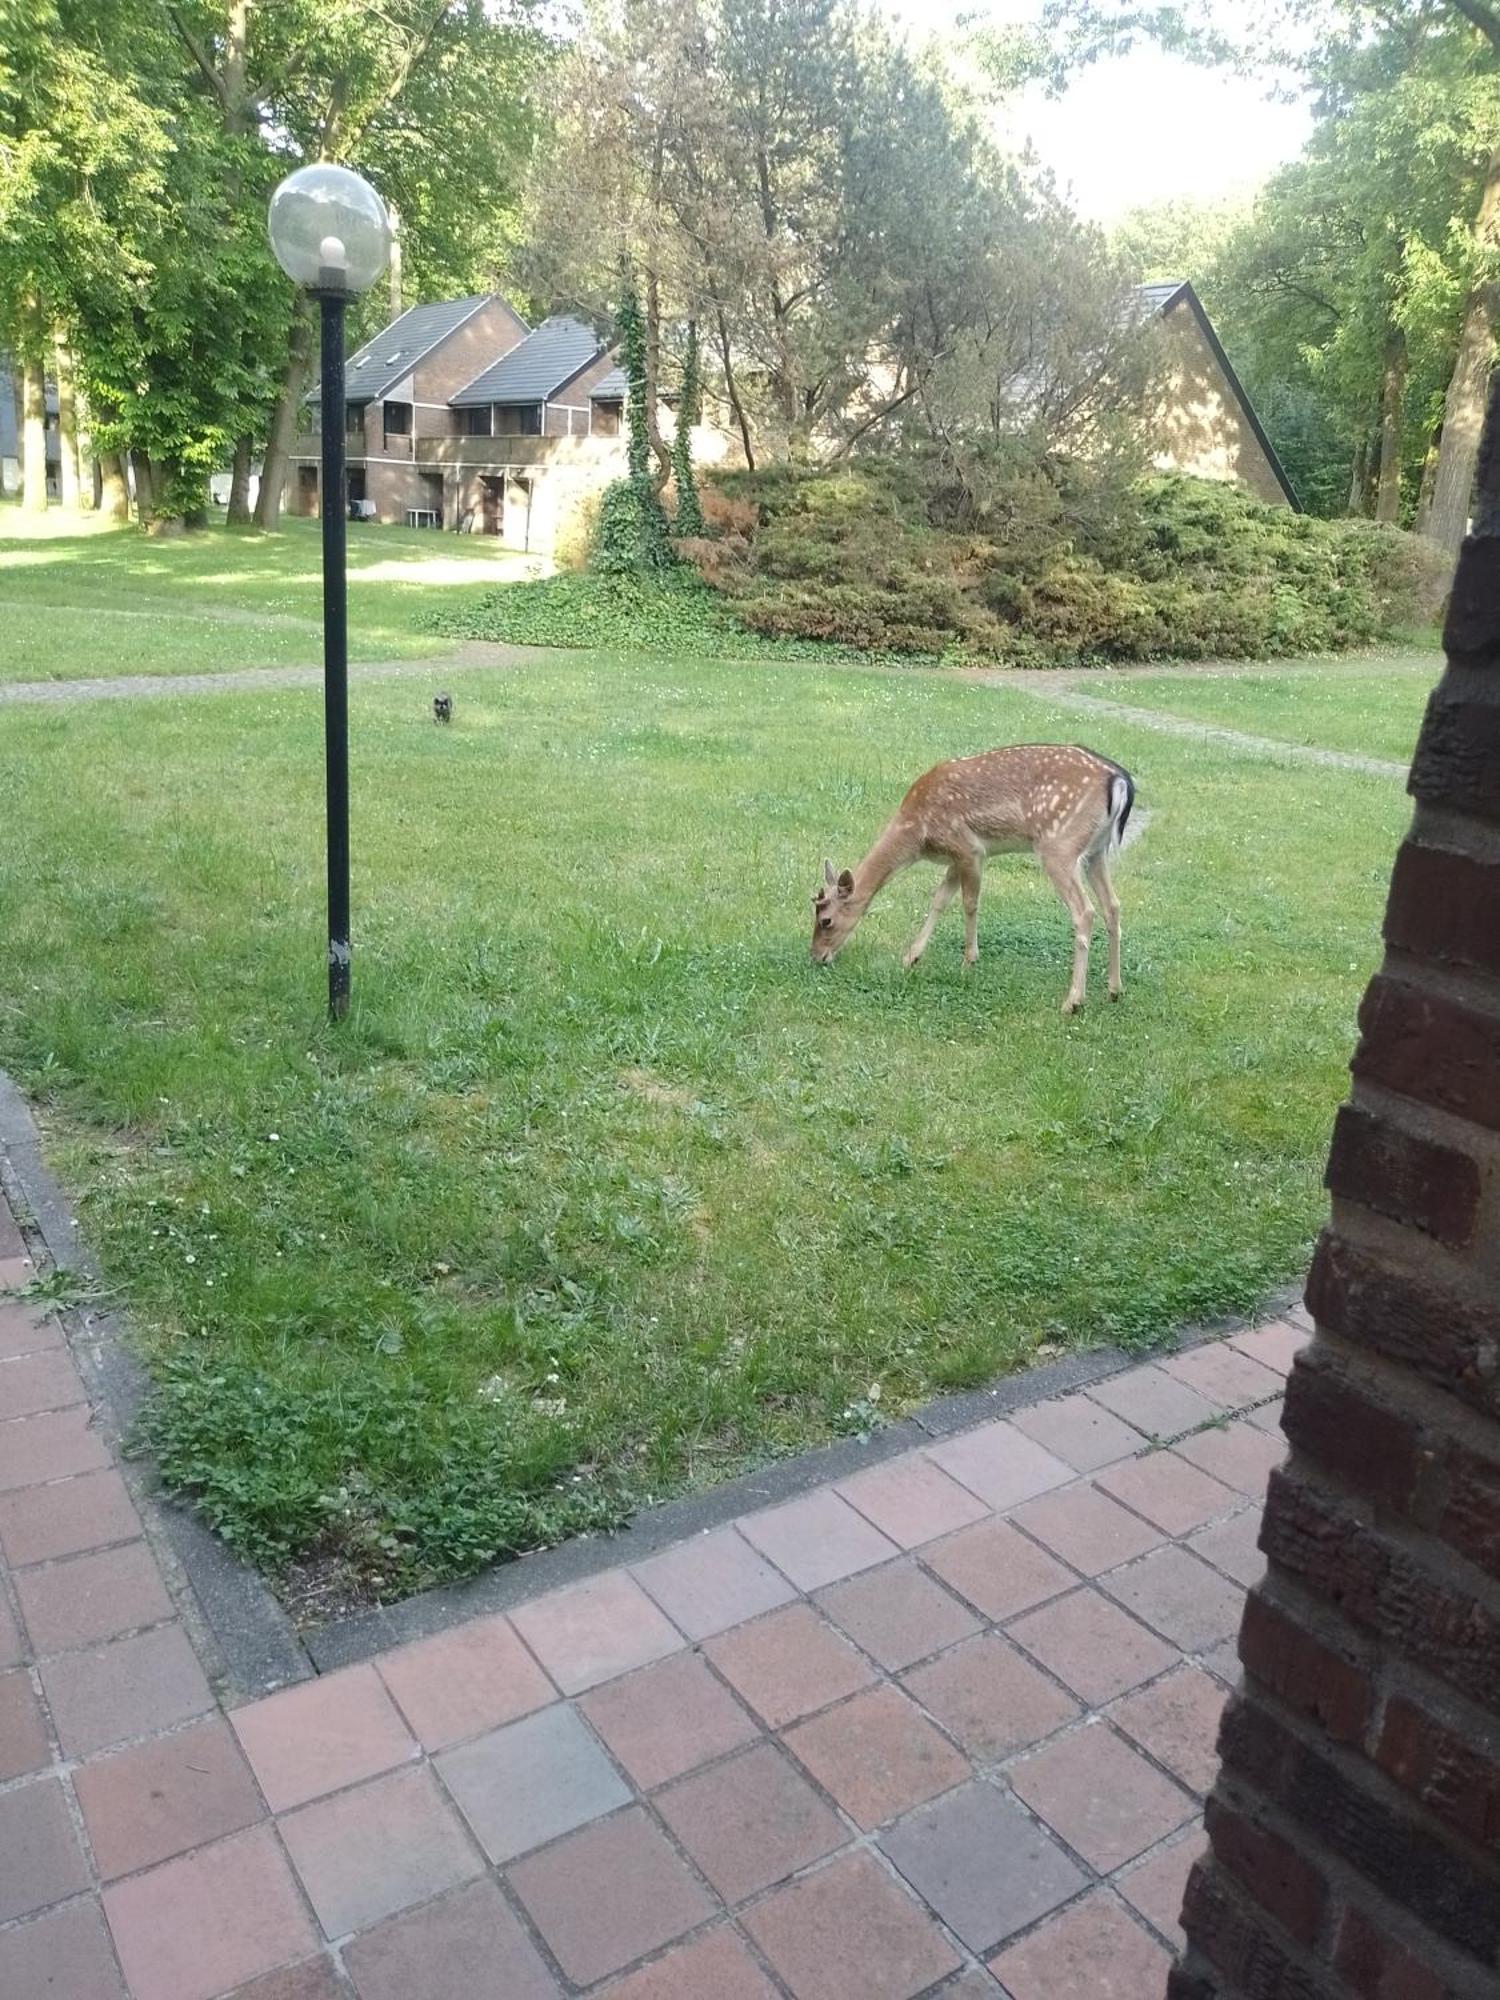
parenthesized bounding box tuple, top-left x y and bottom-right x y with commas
(672, 319, 706, 538)
(609, 271, 672, 572)
(701, 464, 1446, 663)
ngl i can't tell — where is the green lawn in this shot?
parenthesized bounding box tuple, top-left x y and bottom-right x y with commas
(0, 639, 1409, 1603)
(0, 514, 533, 678)
(1096, 660, 1439, 763)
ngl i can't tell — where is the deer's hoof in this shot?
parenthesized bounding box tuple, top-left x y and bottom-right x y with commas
(1062, 1000, 1081, 1017)
(1109, 988, 1122, 1003)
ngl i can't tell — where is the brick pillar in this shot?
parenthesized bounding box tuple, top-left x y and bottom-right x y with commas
(1173, 383, 1500, 1999)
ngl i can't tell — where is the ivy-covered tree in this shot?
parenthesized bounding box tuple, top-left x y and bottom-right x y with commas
(671, 319, 705, 536)
(595, 268, 673, 574)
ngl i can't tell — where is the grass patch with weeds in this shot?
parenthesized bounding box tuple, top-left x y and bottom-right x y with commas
(0, 646, 1405, 1603)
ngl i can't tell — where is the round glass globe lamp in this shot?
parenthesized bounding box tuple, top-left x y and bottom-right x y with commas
(267, 164, 391, 295)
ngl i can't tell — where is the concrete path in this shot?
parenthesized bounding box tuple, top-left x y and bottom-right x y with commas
(0, 643, 533, 707)
(0, 1172, 1310, 1999)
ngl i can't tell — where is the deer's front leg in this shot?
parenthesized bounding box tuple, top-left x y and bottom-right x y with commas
(904, 864, 960, 968)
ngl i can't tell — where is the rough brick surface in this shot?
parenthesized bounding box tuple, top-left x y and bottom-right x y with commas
(1305, 1230, 1500, 1418)
(1353, 975, 1500, 1135)
(1386, 839, 1500, 980)
(1324, 1102, 1482, 1248)
(1236, 1591, 1371, 1745)
(1278, 1353, 1425, 1514)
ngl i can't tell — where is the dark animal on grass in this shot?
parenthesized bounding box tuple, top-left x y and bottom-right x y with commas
(433, 693, 453, 724)
(811, 743, 1135, 1014)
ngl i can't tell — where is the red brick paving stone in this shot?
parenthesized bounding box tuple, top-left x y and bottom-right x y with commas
(655, 1740, 847, 1901)
(785, 1684, 970, 1830)
(230, 1663, 416, 1812)
(0, 1466, 141, 1567)
(1086, 1366, 1219, 1440)
(279, 1764, 482, 1940)
(0, 1775, 90, 1921)
(1108, 1664, 1228, 1798)
(0, 1404, 111, 1491)
(1098, 1544, 1245, 1652)
(15, 1540, 174, 1654)
(1159, 1341, 1284, 1411)
(1188, 1504, 1265, 1588)
(436, 1703, 631, 1864)
(1201, 1638, 1241, 1686)
(598, 1924, 779, 1999)
(74, 1716, 264, 1881)
(835, 1452, 990, 1549)
(738, 1487, 899, 1591)
(745, 1848, 962, 2000)
(1172, 1418, 1285, 1498)
(1010, 1393, 1144, 1472)
(816, 1560, 980, 1672)
(1117, 1832, 1207, 1952)
(1006, 1588, 1177, 1706)
(1095, 1452, 1237, 1537)
(42, 1622, 213, 1757)
(224, 1959, 349, 2000)
(103, 1823, 318, 2000)
(0, 1665, 49, 1779)
(903, 1632, 1078, 1761)
(1229, 1319, 1307, 1376)
(0, 1898, 127, 1999)
(878, 1781, 1085, 1955)
(924, 1423, 1072, 1511)
(920, 1516, 1074, 1622)
(579, 1649, 759, 1789)
(1246, 1396, 1285, 1435)
(374, 1612, 554, 1751)
(1009, 1723, 1195, 1870)
(631, 1527, 795, 1641)
(0, 1347, 85, 1419)
(0, 1300, 66, 1359)
(343, 1879, 560, 2000)
(1010, 1482, 1164, 1577)
(704, 1603, 876, 1728)
(510, 1569, 684, 1695)
(508, 1805, 715, 1986)
(987, 1889, 1174, 1998)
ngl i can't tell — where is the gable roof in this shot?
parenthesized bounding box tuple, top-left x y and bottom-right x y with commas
(450, 315, 609, 408)
(591, 367, 628, 400)
(331, 296, 500, 403)
(1138, 280, 1301, 511)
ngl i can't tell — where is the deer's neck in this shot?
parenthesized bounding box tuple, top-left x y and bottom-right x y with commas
(850, 819, 921, 911)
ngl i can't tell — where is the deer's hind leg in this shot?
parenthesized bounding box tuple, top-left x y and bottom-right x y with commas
(1040, 847, 1095, 1015)
(1084, 849, 1123, 1000)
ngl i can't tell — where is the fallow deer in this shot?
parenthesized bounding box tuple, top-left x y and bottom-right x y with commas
(810, 743, 1135, 1014)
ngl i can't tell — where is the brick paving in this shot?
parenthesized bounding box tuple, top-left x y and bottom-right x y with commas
(0, 1174, 1309, 1997)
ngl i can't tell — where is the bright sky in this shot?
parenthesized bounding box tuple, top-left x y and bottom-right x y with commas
(883, 1, 1313, 224)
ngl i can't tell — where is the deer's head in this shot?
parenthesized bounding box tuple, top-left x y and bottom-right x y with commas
(810, 859, 859, 964)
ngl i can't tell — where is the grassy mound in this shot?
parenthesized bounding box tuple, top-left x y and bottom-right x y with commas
(434, 467, 1446, 667)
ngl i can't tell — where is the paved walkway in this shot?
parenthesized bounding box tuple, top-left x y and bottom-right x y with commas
(0, 1174, 1307, 1999)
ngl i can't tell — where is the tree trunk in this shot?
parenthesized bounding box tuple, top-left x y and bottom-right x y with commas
(714, 302, 756, 472)
(1376, 326, 1407, 524)
(1415, 422, 1443, 536)
(98, 451, 130, 523)
(53, 334, 82, 510)
(1426, 141, 1500, 562)
(388, 202, 403, 319)
(133, 452, 157, 526)
(1347, 435, 1369, 517)
(21, 354, 47, 512)
(227, 435, 254, 524)
(255, 307, 314, 530)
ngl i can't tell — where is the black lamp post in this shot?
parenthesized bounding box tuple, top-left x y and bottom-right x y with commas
(267, 164, 392, 1019)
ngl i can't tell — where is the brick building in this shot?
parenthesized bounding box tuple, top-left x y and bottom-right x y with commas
(286, 298, 730, 557)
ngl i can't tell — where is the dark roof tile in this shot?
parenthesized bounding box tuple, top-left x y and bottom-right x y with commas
(451, 315, 609, 407)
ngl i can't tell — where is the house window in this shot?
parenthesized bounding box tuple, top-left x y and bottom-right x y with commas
(592, 399, 623, 438)
(382, 401, 412, 440)
(463, 407, 492, 436)
(494, 404, 543, 436)
(346, 403, 365, 438)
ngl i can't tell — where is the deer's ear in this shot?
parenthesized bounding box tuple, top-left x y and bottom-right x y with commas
(823, 859, 837, 888)
(837, 869, 855, 898)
